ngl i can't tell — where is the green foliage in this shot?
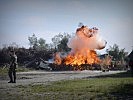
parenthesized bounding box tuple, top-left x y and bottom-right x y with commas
(37, 38, 48, 51)
(28, 34, 48, 51)
(52, 33, 71, 52)
(16, 67, 31, 72)
(38, 38, 45, 46)
(106, 44, 128, 61)
(28, 33, 38, 48)
(0, 32, 72, 66)
(0, 48, 10, 64)
(0, 67, 8, 75)
(51, 33, 64, 49)
(57, 36, 71, 52)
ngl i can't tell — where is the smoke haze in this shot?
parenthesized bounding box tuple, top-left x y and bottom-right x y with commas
(68, 26, 107, 54)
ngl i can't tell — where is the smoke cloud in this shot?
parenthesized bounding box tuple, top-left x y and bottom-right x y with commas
(67, 25, 107, 54)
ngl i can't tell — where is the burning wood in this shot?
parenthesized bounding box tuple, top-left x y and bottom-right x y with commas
(53, 25, 107, 70)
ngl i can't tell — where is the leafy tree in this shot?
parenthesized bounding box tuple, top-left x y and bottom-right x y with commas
(38, 38, 46, 47)
(0, 45, 19, 66)
(38, 38, 48, 50)
(51, 33, 63, 49)
(17, 47, 33, 64)
(57, 35, 71, 52)
(52, 33, 71, 52)
(0, 47, 10, 65)
(106, 44, 128, 61)
(28, 34, 48, 51)
(28, 33, 38, 49)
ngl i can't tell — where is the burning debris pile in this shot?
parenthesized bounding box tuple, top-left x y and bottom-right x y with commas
(51, 25, 107, 70)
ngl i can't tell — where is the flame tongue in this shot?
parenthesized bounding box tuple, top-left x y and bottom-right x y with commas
(64, 48, 100, 66)
(54, 48, 100, 66)
(54, 25, 106, 68)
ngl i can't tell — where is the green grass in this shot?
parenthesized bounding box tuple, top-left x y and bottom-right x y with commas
(25, 78, 133, 100)
(0, 71, 133, 100)
(0, 67, 9, 75)
(2, 77, 131, 100)
(96, 71, 133, 78)
(0, 66, 32, 75)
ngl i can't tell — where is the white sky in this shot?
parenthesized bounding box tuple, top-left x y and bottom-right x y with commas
(0, 0, 133, 54)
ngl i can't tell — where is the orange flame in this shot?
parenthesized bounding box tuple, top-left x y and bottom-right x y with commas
(54, 48, 100, 66)
(64, 48, 100, 66)
(54, 52, 62, 65)
(54, 25, 107, 70)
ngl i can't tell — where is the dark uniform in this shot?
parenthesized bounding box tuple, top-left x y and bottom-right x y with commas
(8, 52, 17, 83)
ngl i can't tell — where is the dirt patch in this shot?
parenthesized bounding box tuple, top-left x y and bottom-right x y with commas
(0, 70, 125, 88)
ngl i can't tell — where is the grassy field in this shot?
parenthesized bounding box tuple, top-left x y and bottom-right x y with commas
(0, 66, 33, 80)
(0, 66, 33, 75)
(0, 71, 133, 100)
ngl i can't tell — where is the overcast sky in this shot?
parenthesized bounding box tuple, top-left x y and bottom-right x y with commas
(0, 0, 133, 54)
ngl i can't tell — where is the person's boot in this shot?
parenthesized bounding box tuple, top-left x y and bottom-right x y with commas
(13, 72, 16, 83)
(8, 75, 13, 83)
(8, 80, 13, 83)
(13, 80, 16, 83)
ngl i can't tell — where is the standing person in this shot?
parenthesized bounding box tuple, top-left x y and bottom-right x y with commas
(8, 50, 17, 83)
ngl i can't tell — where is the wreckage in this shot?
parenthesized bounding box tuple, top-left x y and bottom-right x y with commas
(25, 57, 52, 71)
(26, 25, 109, 71)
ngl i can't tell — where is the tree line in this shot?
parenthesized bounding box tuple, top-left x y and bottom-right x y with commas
(0, 33, 71, 66)
(0, 32, 129, 67)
